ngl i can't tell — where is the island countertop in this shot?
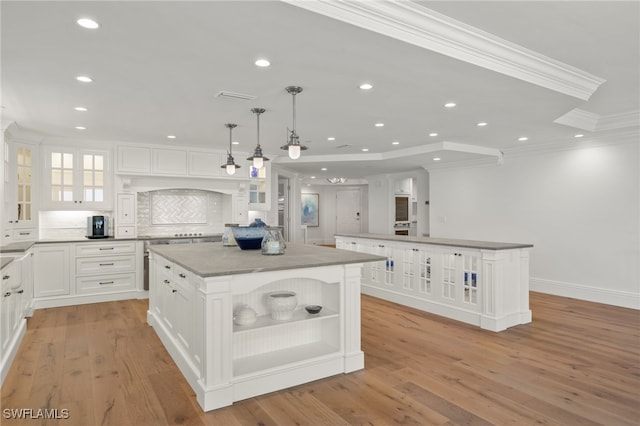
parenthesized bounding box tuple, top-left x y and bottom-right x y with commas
(335, 233, 533, 250)
(148, 242, 385, 277)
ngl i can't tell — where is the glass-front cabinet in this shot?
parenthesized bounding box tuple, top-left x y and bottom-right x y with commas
(3, 141, 37, 241)
(42, 146, 111, 209)
(247, 162, 270, 211)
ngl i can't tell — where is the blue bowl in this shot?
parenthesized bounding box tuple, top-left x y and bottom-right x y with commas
(231, 226, 266, 250)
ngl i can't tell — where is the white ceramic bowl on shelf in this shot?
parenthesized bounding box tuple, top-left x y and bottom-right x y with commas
(267, 291, 297, 320)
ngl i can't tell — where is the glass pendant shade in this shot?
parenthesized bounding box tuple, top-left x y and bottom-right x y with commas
(220, 123, 240, 175)
(288, 145, 301, 160)
(247, 108, 269, 168)
(281, 86, 307, 159)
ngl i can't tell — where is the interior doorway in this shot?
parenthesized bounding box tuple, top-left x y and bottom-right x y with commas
(336, 188, 362, 234)
(277, 176, 290, 240)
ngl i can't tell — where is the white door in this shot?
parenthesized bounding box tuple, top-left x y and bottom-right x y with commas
(336, 189, 361, 234)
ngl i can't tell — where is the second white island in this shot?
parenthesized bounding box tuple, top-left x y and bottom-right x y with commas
(147, 242, 383, 412)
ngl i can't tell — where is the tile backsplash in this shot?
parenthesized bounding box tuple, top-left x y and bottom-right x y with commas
(137, 189, 225, 236)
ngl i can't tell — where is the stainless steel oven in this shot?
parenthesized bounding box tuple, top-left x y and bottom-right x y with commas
(142, 234, 222, 290)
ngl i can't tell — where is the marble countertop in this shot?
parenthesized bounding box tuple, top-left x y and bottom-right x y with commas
(335, 233, 533, 250)
(148, 242, 385, 278)
(0, 241, 36, 254)
(1, 257, 15, 269)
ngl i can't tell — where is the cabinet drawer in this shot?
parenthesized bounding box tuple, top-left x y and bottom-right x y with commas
(115, 226, 136, 238)
(12, 228, 37, 241)
(76, 242, 136, 256)
(76, 273, 135, 295)
(76, 256, 135, 275)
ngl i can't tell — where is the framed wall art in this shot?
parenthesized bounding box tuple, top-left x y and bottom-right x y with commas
(301, 193, 319, 227)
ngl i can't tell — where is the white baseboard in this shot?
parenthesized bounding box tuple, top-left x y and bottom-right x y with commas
(530, 277, 640, 310)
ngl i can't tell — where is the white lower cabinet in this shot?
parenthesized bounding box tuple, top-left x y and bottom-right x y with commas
(1, 255, 31, 386)
(33, 244, 71, 298)
(336, 235, 531, 332)
(33, 240, 141, 308)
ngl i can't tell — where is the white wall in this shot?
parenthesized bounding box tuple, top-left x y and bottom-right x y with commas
(301, 184, 369, 245)
(429, 140, 640, 309)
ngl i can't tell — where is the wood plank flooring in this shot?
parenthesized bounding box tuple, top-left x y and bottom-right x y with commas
(2, 292, 639, 425)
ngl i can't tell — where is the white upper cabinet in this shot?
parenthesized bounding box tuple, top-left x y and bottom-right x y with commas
(247, 162, 270, 211)
(188, 151, 224, 178)
(4, 141, 38, 234)
(152, 148, 187, 175)
(117, 146, 151, 174)
(42, 146, 112, 210)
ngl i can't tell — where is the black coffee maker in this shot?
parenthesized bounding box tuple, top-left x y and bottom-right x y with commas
(87, 215, 109, 239)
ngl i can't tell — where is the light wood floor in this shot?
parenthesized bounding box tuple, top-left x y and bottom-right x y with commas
(2, 292, 639, 425)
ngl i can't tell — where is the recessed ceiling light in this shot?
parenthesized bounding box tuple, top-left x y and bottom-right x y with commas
(167, 135, 176, 139)
(310, 176, 316, 179)
(429, 132, 438, 137)
(574, 134, 584, 138)
(518, 136, 529, 141)
(75, 126, 86, 130)
(327, 137, 335, 141)
(444, 102, 456, 108)
(359, 83, 373, 90)
(392, 141, 400, 145)
(76, 75, 93, 83)
(77, 18, 99, 29)
(321, 167, 327, 171)
(74, 107, 88, 112)
(477, 122, 488, 127)
(375, 123, 384, 127)
(362, 148, 369, 152)
(232, 141, 239, 145)
(433, 157, 441, 161)
(255, 59, 270, 67)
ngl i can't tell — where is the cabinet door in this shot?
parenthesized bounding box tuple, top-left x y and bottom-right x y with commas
(173, 265, 194, 352)
(247, 162, 270, 211)
(44, 148, 76, 207)
(34, 244, 71, 297)
(18, 251, 34, 317)
(11, 143, 36, 229)
(117, 146, 151, 174)
(1, 282, 14, 353)
(117, 193, 136, 225)
(43, 147, 111, 209)
(188, 151, 224, 177)
(436, 249, 481, 309)
(152, 148, 187, 175)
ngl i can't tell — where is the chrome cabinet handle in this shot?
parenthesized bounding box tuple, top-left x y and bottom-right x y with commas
(99, 263, 114, 266)
(99, 281, 114, 285)
(172, 289, 178, 294)
(164, 265, 171, 269)
(3, 292, 11, 297)
(99, 247, 114, 251)
(179, 273, 186, 279)
(17, 289, 24, 294)
(2, 275, 9, 280)
(163, 279, 170, 284)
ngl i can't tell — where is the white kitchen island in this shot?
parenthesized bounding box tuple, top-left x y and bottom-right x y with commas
(147, 242, 383, 411)
(335, 233, 534, 332)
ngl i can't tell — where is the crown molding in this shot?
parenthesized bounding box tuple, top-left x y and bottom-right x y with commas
(282, 0, 605, 100)
(554, 108, 640, 132)
(272, 141, 502, 165)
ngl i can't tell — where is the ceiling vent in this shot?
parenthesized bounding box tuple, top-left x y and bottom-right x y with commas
(215, 91, 257, 102)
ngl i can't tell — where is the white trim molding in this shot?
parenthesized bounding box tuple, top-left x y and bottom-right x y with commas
(282, 0, 606, 100)
(554, 108, 640, 132)
(530, 277, 640, 310)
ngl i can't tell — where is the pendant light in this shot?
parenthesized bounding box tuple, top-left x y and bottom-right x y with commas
(247, 107, 269, 169)
(281, 86, 307, 159)
(220, 123, 240, 175)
